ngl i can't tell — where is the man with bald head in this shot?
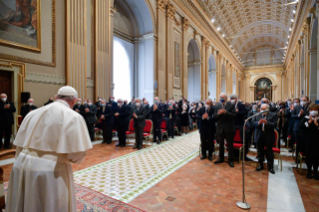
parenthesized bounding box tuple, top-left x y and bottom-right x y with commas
(21, 98, 37, 118)
(0, 93, 16, 149)
(252, 103, 277, 174)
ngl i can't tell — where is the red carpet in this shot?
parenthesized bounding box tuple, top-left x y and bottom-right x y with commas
(4, 182, 145, 212)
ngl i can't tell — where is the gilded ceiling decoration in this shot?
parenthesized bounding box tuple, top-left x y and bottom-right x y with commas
(196, 0, 297, 66)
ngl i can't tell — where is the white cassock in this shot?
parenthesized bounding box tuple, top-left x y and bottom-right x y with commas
(6, 100, 92, 212)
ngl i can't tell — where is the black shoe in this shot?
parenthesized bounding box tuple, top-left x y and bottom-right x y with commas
(153, 140, 157, 143)
(307, 172, 313, 179)
(121, 145, 125, 147)
(214, 159, 224, 164)
(228, 161, 234, 168)
(138, 147, 142, 150)
(200, 156, 207, 160)
(244, 157, 253, 162)
(116, 144, 121, 147)
(256, 165, 264, 171)
(101, 141, 106, 144)
(288, 149, 293, 152)
(157, 141, 161, 144)
(133, 146, 138, 149)
(171, 136, 174, 139)
(314, 174, 319, 180)
(208, 156, 213, 161)
(107, 142, 112, 144)
(269, 169, 275, 174)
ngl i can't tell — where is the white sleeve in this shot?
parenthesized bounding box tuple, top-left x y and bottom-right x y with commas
(15, 146, 23, 159)
(67, 151, 87, 164)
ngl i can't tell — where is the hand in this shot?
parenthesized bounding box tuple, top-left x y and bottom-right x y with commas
(280, 108, 284, 113)
(154, 104, 158, 111)
(290, 105, 295, 111)
(133, 113, 137, 119)
(114, 113, 119, 117)
(76, 109, 80, 112)
(217, 109, 224, 115)
(101, 115, 105, 120)
(85, 108, 89, 113)
(202, 113, 208, 119)
(236, 108, 238, 113)
(309, 114, 313, 124)
(98, 107, 100, 110)
(300, 109, 304, 116)
(169, 106, 173, 110)
(221, 108, 226, 114)
(258, 119, 264, 125)
(5, 104, 10, 109)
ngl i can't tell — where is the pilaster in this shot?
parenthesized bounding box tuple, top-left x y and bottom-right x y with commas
(182, 17, 189, 99)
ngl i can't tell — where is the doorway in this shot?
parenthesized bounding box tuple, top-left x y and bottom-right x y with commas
(0, 70, 12, 101)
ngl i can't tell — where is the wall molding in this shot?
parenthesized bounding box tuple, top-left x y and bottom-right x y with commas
(25, 72, 65, 85)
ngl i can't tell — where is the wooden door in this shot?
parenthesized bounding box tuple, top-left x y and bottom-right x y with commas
(0, 71, 12, 101)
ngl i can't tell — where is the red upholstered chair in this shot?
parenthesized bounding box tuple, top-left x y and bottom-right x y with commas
(193, 121, 197, 129)
(126, 119, 135, 143)
(94, 118, 103, 140)
(226, 128, 243, 163)
(267, 129, 282, 171)
(160, 120, 168, 141)
(143, 120, 153, 146)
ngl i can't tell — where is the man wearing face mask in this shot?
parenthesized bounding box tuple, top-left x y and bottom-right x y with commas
(83, 99, 97, 141)
(114, 99, 131, 147)
(165, 100, 176, 139)
(100, 99, 114, 144)
(108, 96, 117, 110)
(198, 99, 216, 161)
(73, 98, 83, 116)
(0, 93, 16, 149)
(44, 97, 54, 105)
(300, 96, 310, 116)
(132, 98, 147, 150)
(252, 103, 277, 174)
(290, 98, 304, 162)
(214, 93, 236, 167)
(95, 96, 103, 121)
(150, 97, 165, 144)
(21, 98, 37, 119)
(230, 94, 248, 160)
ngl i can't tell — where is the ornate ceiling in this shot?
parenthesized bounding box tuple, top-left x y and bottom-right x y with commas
(196, 0, 298, 66)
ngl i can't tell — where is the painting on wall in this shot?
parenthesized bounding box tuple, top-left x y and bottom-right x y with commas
(255, 78, 272, 100)
(0, 0, 41, 52)
(174, 41, 180, 78)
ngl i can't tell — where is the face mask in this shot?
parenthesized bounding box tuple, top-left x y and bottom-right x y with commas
(310, 111, 318, 116)
(99, 99, 102, 102)
(261, 102, 267, 105)
(110, 99, 114, 102)
(135, 103, 140, 107)
(29, 103, 33, 106)
(287, 101, 291, 106)
(253, 109, 257, 112)
(280, 106, 284, 109)
(301, 101, 306, 106)
(154, 100, 158, 104)
(101, 104, 106, 107)
(2, 98, 6, 102)
(294, 103, 299, 106)
(84, 102, 87, 105)
(77, 102, 81, 105)
(230, 100, 235, 104)
(118, 103, 122, 107)
(260, 110, 265, 113)
(205, 104, 210, 108)
(169, 103, 173, 106)
(220, 99, 225, 103)
(88, 103, 92, 106)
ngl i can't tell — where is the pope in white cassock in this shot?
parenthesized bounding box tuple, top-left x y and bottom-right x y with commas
(6, 86, 93, 212)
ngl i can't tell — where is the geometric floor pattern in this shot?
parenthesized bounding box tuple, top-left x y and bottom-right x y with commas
(74, 132, 200, 203)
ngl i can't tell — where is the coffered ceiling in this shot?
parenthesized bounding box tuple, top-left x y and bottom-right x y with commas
(195, 0, 298, 66)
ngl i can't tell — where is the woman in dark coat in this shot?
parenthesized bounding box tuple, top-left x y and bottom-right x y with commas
(299, 103, 319, 180)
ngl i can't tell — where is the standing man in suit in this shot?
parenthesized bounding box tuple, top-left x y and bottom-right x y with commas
(83, 99, 97, 141)
(252, 103, 277, 174)
(114, 99, 131, 147)
(198, 99, 216, 161)
(290, 98, 304, 162)
(230, 94, 249, 160)
(132, 98, 147, 150)
(95, 96, 102, 121)
(100, 99, 114, 144)
(150, 96, 165, 144)
(165, 100, 176, 139)
(0, 93, 16, 149)
(214, 93, 236, 167)
(108, 96, 117, 110)
(73, 98, 83, 115)
(21, 98, 37, 118)
(144, 100, 151, 119)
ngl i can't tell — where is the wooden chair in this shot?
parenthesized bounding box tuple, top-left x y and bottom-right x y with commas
(296, 152, 306, 174)
(0, 149, 16, 210)
(271, 129, 282, 171)
(94, 119, 103, 140)
(16, 115, 23, 131)
(225, 128, 243, 163)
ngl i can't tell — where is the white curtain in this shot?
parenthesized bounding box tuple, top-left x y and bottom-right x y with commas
(113, 36, 134, 101)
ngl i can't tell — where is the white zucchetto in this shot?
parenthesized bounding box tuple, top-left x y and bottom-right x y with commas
(58, 85, 78, 97)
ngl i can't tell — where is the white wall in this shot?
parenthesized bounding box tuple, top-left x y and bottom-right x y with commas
(188, 65, 201, 102)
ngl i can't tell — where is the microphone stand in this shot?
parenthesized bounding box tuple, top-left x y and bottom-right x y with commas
(236, 109, 269, 210)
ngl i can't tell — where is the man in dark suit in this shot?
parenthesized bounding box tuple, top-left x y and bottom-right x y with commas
(290, 98, 304, 161)
(108, 96, 117, 110)
(214, 93, 236, 167)
(132, 98, 147, 150)
(165, 100, 176, 139)
(252, 103, 277, 174)
(144, 100, 151, 119)
(150, 97, 165, 144)
(21, 98, 37, 118)
(230, 94, 249, 160)
(100, 99, 114, 144)
(95, 96, 102, 120)
(114, 99, 131, 147)
(0, 93, 16, 149)
(198, 99, 216, 161)
(246, 104, 258, 148)
(83, 99, 97, 141)
(44, 97, 54, 105)
(73, 98, 84, 116)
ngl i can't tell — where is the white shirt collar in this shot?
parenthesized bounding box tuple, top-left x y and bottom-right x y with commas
(56, 99, 70, 108)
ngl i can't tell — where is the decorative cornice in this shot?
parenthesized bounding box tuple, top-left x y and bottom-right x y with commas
(167, 2, 176, 20)
(157, 0, 167, 12)
(25, 73, 65, 85)
(182, 18, 190, 31)
(110, 7, 117, 17)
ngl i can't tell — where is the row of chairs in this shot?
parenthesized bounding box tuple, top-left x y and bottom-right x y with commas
(200, 129, 282, 171)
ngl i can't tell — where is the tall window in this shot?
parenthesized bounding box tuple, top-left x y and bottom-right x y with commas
(113, 37, 133, 101)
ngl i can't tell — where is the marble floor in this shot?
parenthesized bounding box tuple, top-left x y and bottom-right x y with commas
(0, 132, 318, 212)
